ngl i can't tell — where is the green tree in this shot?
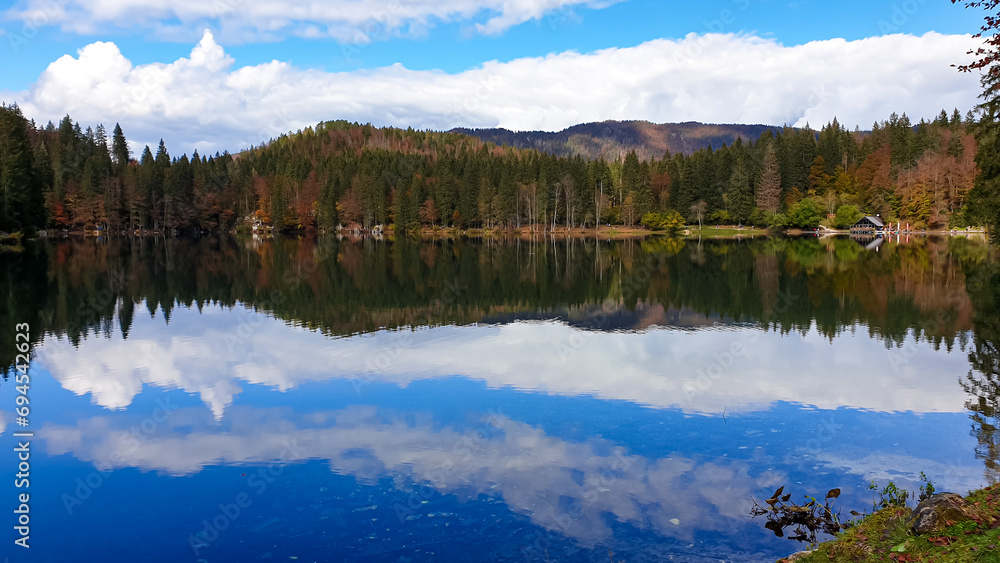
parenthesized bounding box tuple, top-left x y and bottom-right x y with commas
(728, 156, 753, 225)
(833, 204, 863, 229)
(757, 143, 782, 215)
(0, 104, 42, 233)
(622, 151, 651, 221)
(807, 155, 833, 195)
(953, 0, 1000, 238)
(111, 123, 130, 173)
(788, 198, 823, 228)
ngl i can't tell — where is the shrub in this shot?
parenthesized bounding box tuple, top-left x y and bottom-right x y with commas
(833, 204, 863, 230)
(641, 210, 686, 234)
(769, 213, 789, 230)
(788, 198, 823, 228)
(708, 209, 732, 225)
(749, 208, 771, 228)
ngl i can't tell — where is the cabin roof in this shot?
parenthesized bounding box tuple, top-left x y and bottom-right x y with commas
(854, 216, 884, 228)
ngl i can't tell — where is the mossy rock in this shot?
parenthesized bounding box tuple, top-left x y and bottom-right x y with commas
(907, 493, 976, 534)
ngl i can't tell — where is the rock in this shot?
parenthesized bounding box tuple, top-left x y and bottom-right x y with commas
(907, 493, 976, 534)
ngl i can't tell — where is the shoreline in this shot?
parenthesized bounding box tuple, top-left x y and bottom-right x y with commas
(778, 484, 1000, 563)
(31, 225, 992, 242)
(411, 226, 659, 239)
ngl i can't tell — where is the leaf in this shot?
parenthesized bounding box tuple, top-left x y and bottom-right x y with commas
(928, 536, 954, 547)
(771, 486, 784, 500)
(826, 488, 841, 499)
(891, 541, 907, 553)
(781, 494, 791, 502)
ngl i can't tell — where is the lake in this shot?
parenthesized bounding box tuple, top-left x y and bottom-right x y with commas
(2, 234, 998, 562)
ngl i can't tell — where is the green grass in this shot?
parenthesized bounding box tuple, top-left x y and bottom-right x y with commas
(685, 226, 769, 238)
(786, 484, 1000, 563)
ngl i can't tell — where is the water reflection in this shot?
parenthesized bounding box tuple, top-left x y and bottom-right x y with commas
(36, 308, 973, 418)
(1, 234, 998, 561)
(0, 234, 989, 373)
(41, 405, 770, 546)
(963, 260, 1000, 483)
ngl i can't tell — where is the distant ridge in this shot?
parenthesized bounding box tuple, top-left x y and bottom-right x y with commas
(450, 120, 784, 160)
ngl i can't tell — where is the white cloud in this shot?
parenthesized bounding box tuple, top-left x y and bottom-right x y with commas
(2, 30, 983, 156)
(34, 302, 972, 418)
(3, 0, 617, 42)
(40, 405, 770, 544)
(810, 451, 985, 502)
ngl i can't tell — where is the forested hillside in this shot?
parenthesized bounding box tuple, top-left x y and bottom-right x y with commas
(452, 120, 783, 161)
(0, 105, 980, 235)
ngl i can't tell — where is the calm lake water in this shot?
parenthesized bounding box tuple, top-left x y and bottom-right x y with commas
(2, 234, 999, 562)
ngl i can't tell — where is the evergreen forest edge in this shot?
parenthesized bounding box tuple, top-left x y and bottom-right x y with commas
(0, 106, 990, 239)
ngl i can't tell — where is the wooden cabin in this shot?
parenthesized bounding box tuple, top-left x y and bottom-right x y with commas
(850, 216, 884, 234)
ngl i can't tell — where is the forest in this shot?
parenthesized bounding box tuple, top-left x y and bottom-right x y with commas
(0, 104, 981, 236)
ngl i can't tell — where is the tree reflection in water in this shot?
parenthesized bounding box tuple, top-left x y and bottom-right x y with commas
(4, 234, 1000, 482)
(963, 259, 1000, 483)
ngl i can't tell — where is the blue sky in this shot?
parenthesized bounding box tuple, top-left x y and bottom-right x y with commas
(0, 0, 989, 153)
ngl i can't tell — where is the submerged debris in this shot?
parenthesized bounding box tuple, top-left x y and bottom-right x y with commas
(750, 486, 845, 544)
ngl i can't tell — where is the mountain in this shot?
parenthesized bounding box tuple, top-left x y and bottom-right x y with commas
(451, 120, 783, 160)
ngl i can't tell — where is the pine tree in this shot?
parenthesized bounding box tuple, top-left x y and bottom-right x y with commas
(621, 151, 650, 223)
(0, 104, 42, 233)
(111, 123, 130, 173)
(728, 156, 753, 225)
(950, 0, 1000, 238)
(807, 155, 832, 195)
(968, 71, 1000, 238)
(32, 140, 54, 220)
(138, 145, 155, 229)
(757, 143, 782, 214)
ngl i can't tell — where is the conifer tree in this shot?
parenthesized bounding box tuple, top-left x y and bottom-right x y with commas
(757, 143, 782, 214)
(0, 104, 42, 233)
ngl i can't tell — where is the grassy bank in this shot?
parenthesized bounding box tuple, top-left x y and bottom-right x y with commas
(395, 225, 659, 239)
(685, 226, 769, 238)
(780, 484, 1000, 563)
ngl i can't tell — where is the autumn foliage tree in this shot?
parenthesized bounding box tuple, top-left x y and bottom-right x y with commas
(952, 0, 1000, 236)
(0, 107, 986, 236)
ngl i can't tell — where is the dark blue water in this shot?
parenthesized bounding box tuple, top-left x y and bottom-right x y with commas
(1, 235, 995, 562)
